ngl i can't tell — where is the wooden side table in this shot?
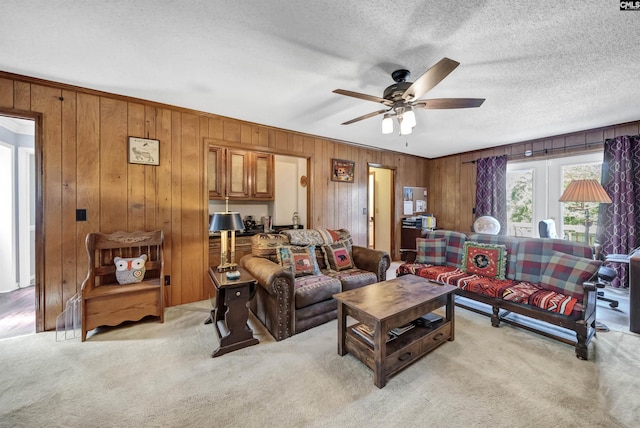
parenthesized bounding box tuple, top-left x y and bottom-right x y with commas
(207, 266, 259, 357)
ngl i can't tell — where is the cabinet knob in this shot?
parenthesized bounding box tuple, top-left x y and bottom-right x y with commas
(236, 291, 241, 297)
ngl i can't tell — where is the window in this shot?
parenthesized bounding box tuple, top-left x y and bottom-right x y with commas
(560, 162, 603, 244)
(506, 152, 603, 241)
(506, 168, 533, 237)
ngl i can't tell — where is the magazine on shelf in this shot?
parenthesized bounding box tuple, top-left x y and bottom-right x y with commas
(390, 322, 415, 337)
(351, 324, 396, 346)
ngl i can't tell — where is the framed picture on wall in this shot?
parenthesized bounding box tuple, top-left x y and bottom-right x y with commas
(128, 137, 160, 166)
(331, 158, 355, 183)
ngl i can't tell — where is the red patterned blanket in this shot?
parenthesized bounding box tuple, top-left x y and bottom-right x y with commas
(396, 264, 580, 316)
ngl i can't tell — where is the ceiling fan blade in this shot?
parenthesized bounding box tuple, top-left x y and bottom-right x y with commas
(341, 109, 389, 125)
(414, 98, 485, 109)
(402, 57, 460, 101)
(333, 89, 393, 106)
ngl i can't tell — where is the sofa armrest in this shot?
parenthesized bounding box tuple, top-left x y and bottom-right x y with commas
(240, 255, 295, 297)
(240, 254, 296, 341)
(582, 281, 597, 292)
(352, 245, 391, 282)
(580, 280, 599, 320)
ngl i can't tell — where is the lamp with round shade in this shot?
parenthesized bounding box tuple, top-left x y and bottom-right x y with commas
(558, 179, 612, 244)
(209, 199, 245, 276)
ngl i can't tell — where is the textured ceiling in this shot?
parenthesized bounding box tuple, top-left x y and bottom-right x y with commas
(2, 1, 639, 158)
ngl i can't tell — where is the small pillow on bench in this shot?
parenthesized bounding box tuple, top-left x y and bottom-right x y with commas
(416, 238, 447, 265)
(114, 254, 147, 285)
(461, 241, 507, 280)
(539, 251, 601, 301)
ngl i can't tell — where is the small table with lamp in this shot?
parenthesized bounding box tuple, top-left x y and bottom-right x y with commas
(207, 266, 259, 357)
(206, 202, 259, 357)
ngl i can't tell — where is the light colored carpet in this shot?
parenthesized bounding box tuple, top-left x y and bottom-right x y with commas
(1, 300, 639, 428)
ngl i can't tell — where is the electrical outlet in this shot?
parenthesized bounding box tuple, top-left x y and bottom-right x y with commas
(164, 275, 170, 286)
(76, 209, 87, 221)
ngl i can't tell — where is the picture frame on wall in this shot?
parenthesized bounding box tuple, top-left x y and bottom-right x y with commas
(331, 158, 355, 183)
(128, 137, 160, 166)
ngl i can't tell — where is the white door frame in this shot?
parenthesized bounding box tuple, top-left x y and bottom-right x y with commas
(0, 140, 16, 292)
(18, 147, 35, 288)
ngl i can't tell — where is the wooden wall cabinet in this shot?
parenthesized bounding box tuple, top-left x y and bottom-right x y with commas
(226, 149, 251, 198)
(208, 146, 225, 199)
(208, 145, 274, 201)
(251, 152, 274, 199)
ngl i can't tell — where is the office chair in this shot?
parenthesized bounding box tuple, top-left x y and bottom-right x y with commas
(595, 265, 619, 308)
(538, 219, 559, 239)
(537, 219, 619, 308)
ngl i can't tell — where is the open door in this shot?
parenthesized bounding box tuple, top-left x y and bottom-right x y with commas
(368, 165, 395, 257)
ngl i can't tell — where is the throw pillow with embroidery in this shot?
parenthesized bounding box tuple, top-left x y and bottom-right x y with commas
(277, 245, 319, 277)
(322, 241, 354, 271)
(461, 241, 507, 280)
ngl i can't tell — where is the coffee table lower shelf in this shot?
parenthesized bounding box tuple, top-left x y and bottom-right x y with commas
(345, 320, 452, 381)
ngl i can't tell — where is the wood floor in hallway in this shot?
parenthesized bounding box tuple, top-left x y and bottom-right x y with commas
(0, 286, 35, 340)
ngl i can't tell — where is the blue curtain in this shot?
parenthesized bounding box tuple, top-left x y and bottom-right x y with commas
(475, 155, 508, 235)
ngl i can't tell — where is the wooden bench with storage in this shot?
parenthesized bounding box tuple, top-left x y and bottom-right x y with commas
(81, 230, 164, 341)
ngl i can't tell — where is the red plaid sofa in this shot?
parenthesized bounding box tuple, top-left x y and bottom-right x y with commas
(397, 230, 602, 360)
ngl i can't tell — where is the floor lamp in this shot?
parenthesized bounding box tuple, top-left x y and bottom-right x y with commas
(558, 179, 612, 244)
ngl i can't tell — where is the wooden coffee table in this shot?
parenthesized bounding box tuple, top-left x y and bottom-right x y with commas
(334, 275, 457, 388)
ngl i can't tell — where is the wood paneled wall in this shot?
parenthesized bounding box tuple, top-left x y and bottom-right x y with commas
(0, 72, 428, 331)
(426, 120, 640, 234)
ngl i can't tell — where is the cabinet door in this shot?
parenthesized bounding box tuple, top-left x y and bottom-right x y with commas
(252, 152, 274, 200)
(226, 149, 250, 198)
(208, 146, 225, 199)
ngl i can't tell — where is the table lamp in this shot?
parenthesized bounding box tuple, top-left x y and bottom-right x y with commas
(209, 198, 244, 278)
(558, 179, 612, 244)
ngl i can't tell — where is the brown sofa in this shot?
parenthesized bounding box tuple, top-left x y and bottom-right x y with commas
(240, 228, 391, 340)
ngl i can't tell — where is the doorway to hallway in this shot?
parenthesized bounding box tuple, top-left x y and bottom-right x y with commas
(367, 164, 395, 256)
(0, 115, 36, 339)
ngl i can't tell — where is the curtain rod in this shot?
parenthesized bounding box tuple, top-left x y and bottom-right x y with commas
(461, 140, 604, 164)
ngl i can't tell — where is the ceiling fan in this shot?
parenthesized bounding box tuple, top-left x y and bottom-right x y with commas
(333, 57, 485, 135)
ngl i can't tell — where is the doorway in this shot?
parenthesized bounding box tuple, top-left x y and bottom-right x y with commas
(368, 165, 395, 256)
(0, 115, 36, 339)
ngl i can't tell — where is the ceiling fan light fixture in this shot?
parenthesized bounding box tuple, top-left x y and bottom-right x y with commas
(381, 114, 393, 134)
(333, 58, 484, 137)
(404, 108, 416, 128)
(399, 116, 413, 135)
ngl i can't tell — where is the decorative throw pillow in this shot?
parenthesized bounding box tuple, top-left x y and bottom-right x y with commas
(114, 254, 147, 285)
(322, 241, 354, 271)
(415, 238, 447, 265)
(461, 241, 507, 280)
(251, 233, 289, 262)
(277, 245, 319, 277)
(539, 251, 601, 301)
